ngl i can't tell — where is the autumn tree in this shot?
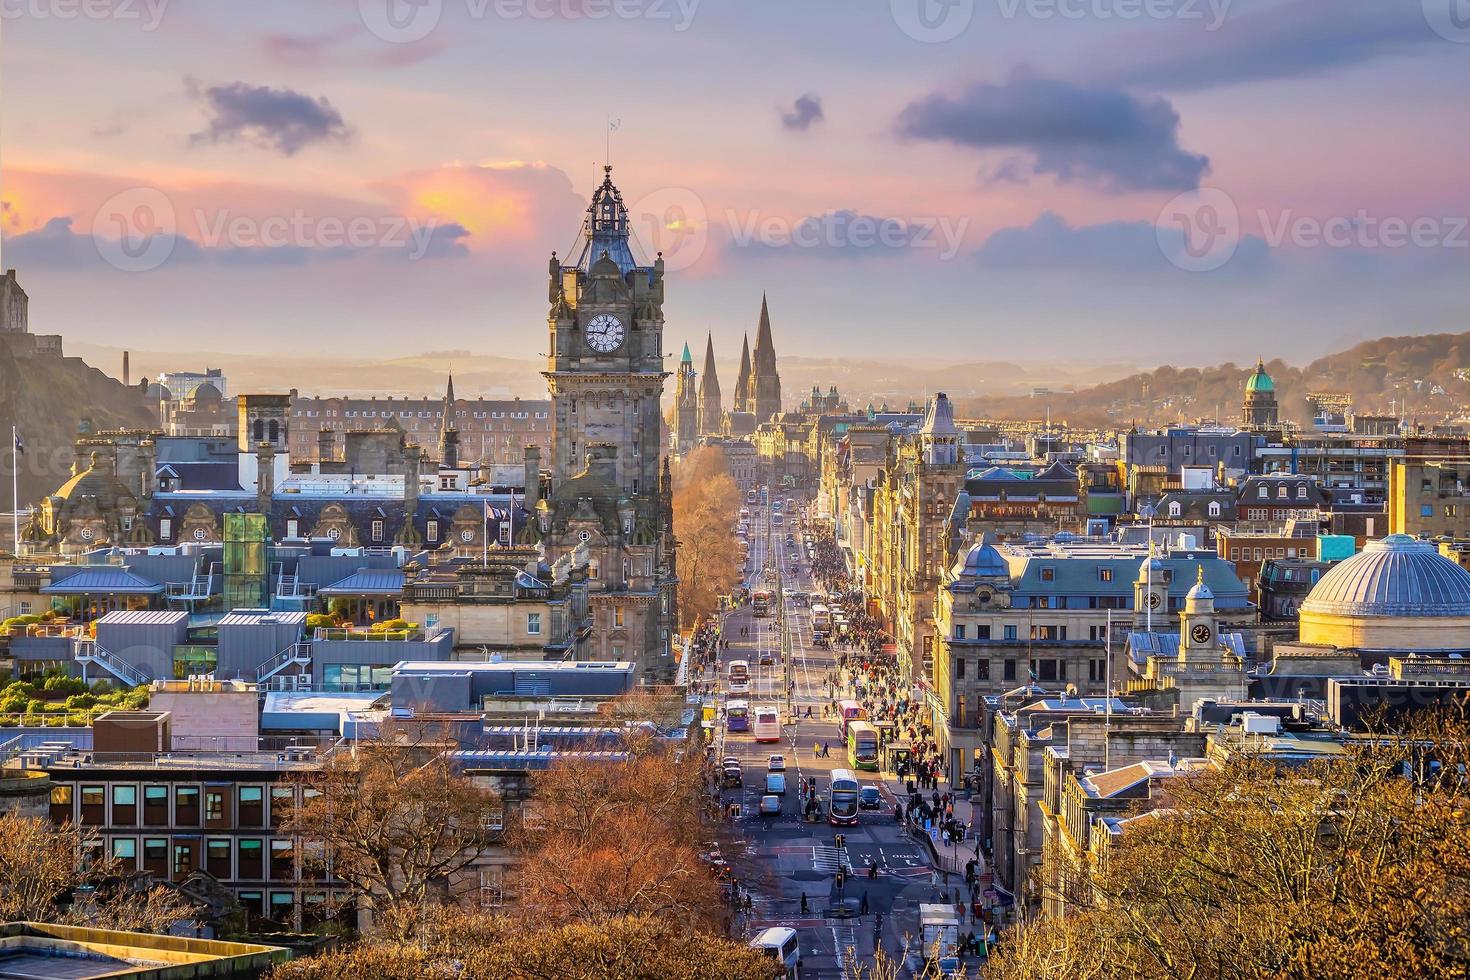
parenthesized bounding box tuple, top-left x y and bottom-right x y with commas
(0, 811, 193, 931)
(672, 445, 743, 629)
(281, 720, 498, 937)
(510, 727, 719, 929)
(985, 707, 1470, 980)
(266, 911, 780, 980)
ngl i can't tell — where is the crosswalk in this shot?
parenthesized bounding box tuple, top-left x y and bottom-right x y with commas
(811, 844, 851, 874)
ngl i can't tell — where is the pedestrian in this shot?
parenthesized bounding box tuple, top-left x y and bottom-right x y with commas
(800, 892, 809, 914)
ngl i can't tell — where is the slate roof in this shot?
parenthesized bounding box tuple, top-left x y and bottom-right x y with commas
(42, 567, 165, 595)
(318, 569, 407, 596)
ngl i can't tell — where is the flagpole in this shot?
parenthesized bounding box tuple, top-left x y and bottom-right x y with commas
(482, 497, 488, 565)
(1105, 608, 1112, 771)
(11, 426, 18, 555)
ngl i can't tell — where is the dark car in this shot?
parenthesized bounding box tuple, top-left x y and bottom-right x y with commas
(858, 786, 882, 810)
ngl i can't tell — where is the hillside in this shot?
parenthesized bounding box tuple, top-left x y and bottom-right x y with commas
(956, 331, 1470, 427)
(0, 336, 158, 509)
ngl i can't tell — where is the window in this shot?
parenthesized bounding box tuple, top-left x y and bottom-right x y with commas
(286, 519, 299, 538)
(1168, 501, 1181, 517)
(238, 839, 264, 878)
(612, 645, 625, 660)
(1098, 568, 1113, 583)
(1258, 486, 1268, 498)
(112, 785, 137, 824)
(1297, 486, 1308, 500)
(614, 606, 625, 628)
(206, 790, 226, 823)
(207, 839, 231, 878)
(1208, 501, 1221, 518)
(427, 520, 439, 542)
(270, 787, 295, 827)
(975, 625, 991, 640)
(1037, 659, 1062, 682)
(526, 613, 542, 636)
(1422, 504, 1435, 517)
(1040, 567, 1055, 582)
(143, 838, 168, 876)
(499, 521, 511, 544)
(1003, 625, 1018, 641)
(1003, 659, 1017, 681)
(954, 625, 966, 639)
(371, 519, 384, 542)
(479, 867, 504, 908)
(159, 519, 172, 540)
(270, 839, 294, 880)
(174, 843, 194, 876)
(975, 659, 990, 680)
(175, 785, 200, 826)
(112, 838, 137, 866)
(269, 891, 294, 921)
(80, 785, 105, 824)
(239, 787, 264, 827)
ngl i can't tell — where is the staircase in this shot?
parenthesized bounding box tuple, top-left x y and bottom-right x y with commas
(74, 638, 150, 688)
(257, 642, 313, 684)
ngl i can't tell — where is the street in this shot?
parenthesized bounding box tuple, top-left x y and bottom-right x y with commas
(699, 493, 953, 978)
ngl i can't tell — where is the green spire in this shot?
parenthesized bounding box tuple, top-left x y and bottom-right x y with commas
(681, 341, 692, 363)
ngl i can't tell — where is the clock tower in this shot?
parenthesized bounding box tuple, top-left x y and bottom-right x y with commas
(536, 167, 677, 679)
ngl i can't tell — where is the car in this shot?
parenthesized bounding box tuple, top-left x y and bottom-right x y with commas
(722, 765, 744, 788)
(768, 754, 786, 772)
(759, 794, 782, 817)
(858, 786, 882, 810)
(758, 651, 775, 666)
(765, 772, 787, 795)
(721, 756, 741, 768)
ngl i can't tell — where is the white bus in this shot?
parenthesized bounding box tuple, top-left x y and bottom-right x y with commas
(811, 604, 832, 637)
(750, 927, 800, 979)
(753, 705, 781, 743)
(728, 659, 750, 695)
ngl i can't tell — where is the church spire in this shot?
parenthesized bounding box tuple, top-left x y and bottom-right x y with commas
(681, 341, 692, 364)
(734, 333, 752, 413)
(751, 292, 781, 421)
(699, 333, 722, 436)
(438, 373, 459, 469)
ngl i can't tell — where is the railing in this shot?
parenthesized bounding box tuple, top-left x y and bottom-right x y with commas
(276, 577, 319, 599)
(257, 642, 313, 683)
(73, 638, 150, 688)
(4, 622, 82, 638)
(313, 626, 420, 642)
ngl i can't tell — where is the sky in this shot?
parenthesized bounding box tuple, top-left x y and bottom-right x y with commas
(2, 0, 1469, 382)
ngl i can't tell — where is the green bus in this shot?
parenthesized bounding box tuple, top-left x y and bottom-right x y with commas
(846, 720, 879, 772)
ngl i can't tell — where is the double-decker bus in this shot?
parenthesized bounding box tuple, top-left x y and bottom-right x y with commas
(726, 700, 750, 733)
(728, 660, 750, 695)
(838, 699, 867, 737)
(753, 705, 781, 743)
(811, 604, 832, 637)
(752, 591, 772, 617)
(828, 769, 860, 826)
(846, 720, 879, 771)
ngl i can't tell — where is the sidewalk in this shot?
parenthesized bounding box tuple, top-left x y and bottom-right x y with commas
(880, 769, 983, 877)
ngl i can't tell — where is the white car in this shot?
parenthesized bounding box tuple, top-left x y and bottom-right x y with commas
(768, 754, 786, 772)
(759, 794, 782, 816)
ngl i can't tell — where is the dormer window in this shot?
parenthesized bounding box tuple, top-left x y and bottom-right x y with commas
(1258, 486, 1268, 498)
(1277, 486, 1288, 499)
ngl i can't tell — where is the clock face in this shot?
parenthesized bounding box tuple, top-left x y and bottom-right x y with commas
(584, 313, 626, 353)
(1146, 591, 1163, 610)
(1191, 624, 1213, 645)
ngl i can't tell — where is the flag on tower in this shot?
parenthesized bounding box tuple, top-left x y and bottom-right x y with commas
(13, 431, 22, 456)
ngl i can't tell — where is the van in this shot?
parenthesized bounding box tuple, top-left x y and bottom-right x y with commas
(750, 926, 801, 979)
(765, 771, 787, 795)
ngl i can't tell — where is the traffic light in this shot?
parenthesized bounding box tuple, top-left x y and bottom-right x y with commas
(835, 833, 845, 849)
(835, 868, 845, 888)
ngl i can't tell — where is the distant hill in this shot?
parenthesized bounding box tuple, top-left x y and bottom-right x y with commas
(955, 331, 1470, 427)
(1, 336, 158, 509)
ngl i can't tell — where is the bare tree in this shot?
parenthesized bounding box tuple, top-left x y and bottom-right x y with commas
(673, 447, 743, 629)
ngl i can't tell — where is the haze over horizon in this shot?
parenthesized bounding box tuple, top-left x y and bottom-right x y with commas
(3, 0, 1468, 367)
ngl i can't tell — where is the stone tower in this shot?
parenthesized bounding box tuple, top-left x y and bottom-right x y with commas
(670, 342, 699, 455)
(438, 374, 460, 469)
(698, 333, 721, 436)
(1243, 359, 1279, 429)
(541, 166, 678, 678)
(751, 292, 782, 421)
(733, 333, 752, 414)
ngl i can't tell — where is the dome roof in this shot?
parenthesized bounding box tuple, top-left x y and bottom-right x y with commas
(1185, 566, 1214, 605)
(957, 538, 1008, 578)
(1246, 359, 1274, 393)
(1300, 535, 1470, 618)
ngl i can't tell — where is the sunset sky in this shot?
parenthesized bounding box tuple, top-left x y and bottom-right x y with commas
(3, 0, 1468, 374)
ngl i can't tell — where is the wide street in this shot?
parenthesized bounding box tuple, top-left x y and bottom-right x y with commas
(700, 493, 951, 979)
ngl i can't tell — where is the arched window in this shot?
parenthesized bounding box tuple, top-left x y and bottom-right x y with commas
(1277, 486, 1288, 499)
(268, 419, 280, 443)
(1258, 486, 1268, 498)
(253, 419, 265, 442)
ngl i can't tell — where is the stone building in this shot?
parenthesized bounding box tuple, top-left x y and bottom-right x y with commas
(1387, 458, 1470, 538)
(289, 392, 550, 466)
(667, 342, 699, 456)
(1242, 358, 1280, 429)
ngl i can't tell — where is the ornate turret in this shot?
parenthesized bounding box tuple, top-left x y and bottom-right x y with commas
(1243, 358, 1279, 429)
(670, 342, 698, 454)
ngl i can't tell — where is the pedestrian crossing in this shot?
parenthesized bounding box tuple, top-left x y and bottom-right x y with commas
(811, 844, 851, 874)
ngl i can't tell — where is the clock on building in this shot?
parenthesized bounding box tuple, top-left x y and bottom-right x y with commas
(460, 529, 475, 542)
(584, 313, 626, 353)
(1146, 591, 1163, 610)
(1191, 624, 1213, 645)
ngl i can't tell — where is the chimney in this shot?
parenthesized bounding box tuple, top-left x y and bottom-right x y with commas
(404, 444, 421, 513)
(256, 443, 276, 513)
(318, 427, 335, 464)
(523, 445, 541, 509)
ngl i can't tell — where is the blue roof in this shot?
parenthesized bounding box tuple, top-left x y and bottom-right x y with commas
(42, 568, 164, 595)
(318, 569, 407, 596)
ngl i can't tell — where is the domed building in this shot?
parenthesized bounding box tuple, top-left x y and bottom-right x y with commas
(1297, 534, 1470, 652)
(1242, 358, 1279, 429)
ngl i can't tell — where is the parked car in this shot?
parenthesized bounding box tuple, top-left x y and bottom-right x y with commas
(859, 785, 882, 810)
(723, 765, 744, 788)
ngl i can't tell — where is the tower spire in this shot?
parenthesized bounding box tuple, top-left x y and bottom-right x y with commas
(735, 333, 753, 414)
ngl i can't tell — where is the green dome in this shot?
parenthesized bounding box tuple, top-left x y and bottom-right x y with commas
(1246, 360, 1274, 393)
